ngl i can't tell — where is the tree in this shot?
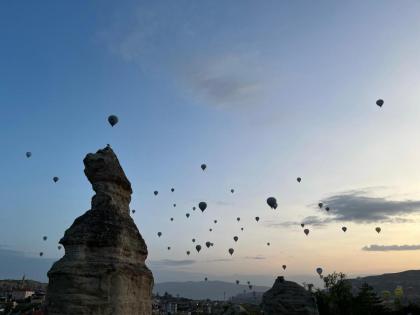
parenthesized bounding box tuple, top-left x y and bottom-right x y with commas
(353, 283, 389, 315)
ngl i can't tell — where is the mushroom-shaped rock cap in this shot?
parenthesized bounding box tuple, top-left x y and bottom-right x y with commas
(83, 146, 132, 212)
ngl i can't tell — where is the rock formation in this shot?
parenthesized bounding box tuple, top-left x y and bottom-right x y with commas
(262, 276, 319, 315)
(46, 146, 154, 315)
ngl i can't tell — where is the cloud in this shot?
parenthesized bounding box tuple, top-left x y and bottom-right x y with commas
(205, 258, 232, 263)
(264, 216, 332, 228)
(244, 255, 266, 260)
(362, 244, 420, 251)
(150, 259, 196, 267)
(319, 190, 420, 223)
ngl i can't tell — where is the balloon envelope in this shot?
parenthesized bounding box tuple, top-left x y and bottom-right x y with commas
(316, 268, 323, 275)
(199, 202, 207, 212)
(108, 115, 119, 126)
(228, 248, 234, 255)
(282, 265, 287, 270)
(26, 152, 31, 158)
(267, 197, 278, 209)
(376, 99, 384, 107)
(342, 226, 347, 232)
(375, 227, 381, 233)
(233, 236, 238, 242)
(304, 229, 309, 236)
(201, 164, 207, 171)
(196, 245, 202, 252)
(53, 177, 59, 183)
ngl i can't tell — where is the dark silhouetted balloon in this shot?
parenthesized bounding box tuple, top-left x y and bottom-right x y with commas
(186, 213, 190, 218)
(171, 188, 175, 192)
(249, 285, 253, 290)
(375, 227, 381, 233)
(192, 238, 196, 243)
(199, 202, 207, 212)
(201, 164, 207, 171)
(282, 265, 286, 270)
(192, 207, 196, 211)
(247, 281, 250, 285)
(39, 252, 43, 257)
(231, 189, 234, 193)
(318, 203, 323, 209)
(108, 115, 119, 127)
(297, 177, 302, 183)
(236, 217, 241, 222)
(301, 223, 305, 228)
(267, 197, 277, 209)
(209, 228, 212, 232)
(255, 216, 260, 222)
(214, 220, 217, 224)
(26, 152, 32, 158)
(53, 177, 59, 183)
(376, 99, 384, 107)
(342, 226, 347, 232)
(167, 246, 171, 250)
(241, 227, 244, 231)
(131, 209, 135, 214)
(43, 236, 47, 241)
(154, 191, 158, 196)
(170, 217, 174, 221)
(267, 242, 270, 246)
(228, 248, 234, 255)
(325, 207, 330, 211)
(186, 251, 190, 255)
(205, 277, 208, 281)
(58, 246, 62, 250)
(304, 229, 309, 236)
(233, 236, 238, 242)
(236, 280, 240, 285)
(206, 241, 211, 248)
(173, 203, 176, 208)
(157, 232, 162, 237)
(196, 245, 202, 253)
(316, 267, 323, 275)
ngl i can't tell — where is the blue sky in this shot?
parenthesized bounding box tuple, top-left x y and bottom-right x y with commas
(2, 1, 420, 286)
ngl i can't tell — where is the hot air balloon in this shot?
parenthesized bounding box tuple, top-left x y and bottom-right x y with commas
(173, 203, 176, 208)
(316, 268, 323, 276)
(267, 197, 278, 209)
(247, 281, 250, 285)
(236, 280, 240, 285)
(108, 115, 119, 127)
(255, 216, 260, 222)
(192, 207, 196, 211)
(249, 285, 253, 290)
(196, 245, 202, 253)
(342, 226, 347, 232)
(282, 265, 287, 270)
(297, 177, 302, 183)
(39, 252, 43, 257)
(154, 191, 158, 196)
(186, 213, 190, 218)
(228, 248, 234, 255)
(375, 227, 381, 233)
(131, 209, 136, 214)
(201, 164, 207, 171)
(171, 188, 175, 192)
(241, 227, 244, 231)
(301, 223, 305, 228)
(204, 277, 208, 281)
(231, 189, 235, 193)
(304, 229, 309, 236)
(232, 236, 239, 242)
(376, 99, 384, 107)
(237, 217, 240, 222)
(267, 242, 270, 246)
(199, 202, 207, 212)
(186, 251, 190, 255)
(170, 217, 174, 221)
(209, 228, 213, 232)
(26, 152, 32, 158)
(325, 206, 330, 211)
(58, 246, 62, 250)
(43, 236, 47, 241)
(206, 241, 211, 248)
(214, 220, 217, 224)
(167, 246, 171, 250)
(157, 232, 162, 237)
(318, 203, 323, 209)
(53, 177, 59, 183)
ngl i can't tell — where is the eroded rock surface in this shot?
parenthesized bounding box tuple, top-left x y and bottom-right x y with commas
(46, 146, 153, 315)
(262, 276, 319, 315)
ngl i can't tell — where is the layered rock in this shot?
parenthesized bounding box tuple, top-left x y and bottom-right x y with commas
(262, 276, 319, 315)
(46, 146, 154, 315)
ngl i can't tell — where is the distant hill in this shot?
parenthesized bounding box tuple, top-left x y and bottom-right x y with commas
(348, 270, 420, 301)
(153, 281, 269, 301)
(0, 279, 47, 292)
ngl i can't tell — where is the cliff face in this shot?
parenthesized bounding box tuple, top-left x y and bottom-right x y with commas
(262, 276, 319, 315)
(46, 146, 154, 315)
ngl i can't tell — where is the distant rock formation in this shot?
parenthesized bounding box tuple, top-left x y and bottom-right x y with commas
(46, 146, 154, 315)
(262, 276, 319, 315)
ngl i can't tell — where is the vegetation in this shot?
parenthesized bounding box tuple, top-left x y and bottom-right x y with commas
(315, 272, 420, 315)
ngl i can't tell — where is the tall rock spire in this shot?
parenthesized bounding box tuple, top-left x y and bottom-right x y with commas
(46, 146, 154, 315)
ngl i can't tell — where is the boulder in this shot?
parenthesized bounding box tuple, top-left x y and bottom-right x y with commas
(46, 146, 154, 315)
(262, 276, 318, 315)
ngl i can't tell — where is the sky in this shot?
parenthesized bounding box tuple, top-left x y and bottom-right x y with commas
(1, 0, 420, 287)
